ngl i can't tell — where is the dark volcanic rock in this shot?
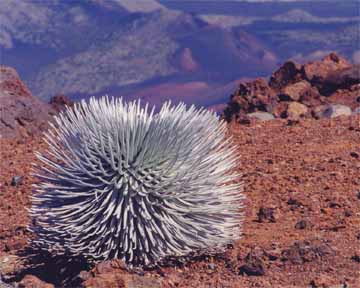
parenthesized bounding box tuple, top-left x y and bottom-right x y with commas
(239, 248, 266, 276)
(351, 254, 360, 263)
(0, 66, 54, 139)
(257, 207, 276, 223)
(295, 219, 313, 230)
(269, 61, 303, 90)
(281, 240, 334, 265)
(322, 65, 360, 95)
(49, 94, 74, 112)
(10, 175, 23, 187)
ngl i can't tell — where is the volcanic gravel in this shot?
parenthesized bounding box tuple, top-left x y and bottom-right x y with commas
(0, 115, 359, 287)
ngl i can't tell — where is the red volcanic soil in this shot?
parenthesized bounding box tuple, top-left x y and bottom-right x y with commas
(0, 115, 359, 287)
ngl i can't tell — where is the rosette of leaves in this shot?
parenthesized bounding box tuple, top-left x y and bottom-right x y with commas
(30, 96, 244, 266)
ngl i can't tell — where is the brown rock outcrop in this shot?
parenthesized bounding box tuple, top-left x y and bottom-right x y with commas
(223, 53, 358, 123)
(223, 78, 277, 121)
(0, 66, 54, 139)
(269, 61, 303, 90)
(302, 53, 351, 89)
(0, 67, 32, 98)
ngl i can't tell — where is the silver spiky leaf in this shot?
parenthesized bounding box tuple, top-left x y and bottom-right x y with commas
(30, 96, 244, 266)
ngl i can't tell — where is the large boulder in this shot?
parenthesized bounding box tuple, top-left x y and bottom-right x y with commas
(247, 111, 275, 121)
(313, 104, 352, 119)
(302, 53, 351, 90)
(0, 66, 54, 139)
(279, 80, 317, 102)
(328, 84, 360, 110)
(222, 78, 277, 122)
(322, 65, 360, 95)
(269, 61, 303, 90)
(286, 102, 309, 120)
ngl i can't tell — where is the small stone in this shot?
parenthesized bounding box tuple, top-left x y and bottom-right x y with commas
(320, 104, 352, 118)
(329, 201, 341, 208)
(18, 275, 55, 288)
(287, 198, 303, 207)
(353, 106, 360, 115)
(266, 248, 281, 261)
(239, 262, 265, 276)
(0, 254, 23, 279)
(350, 152, 359, 159)
(257, 207, 276, 223)
(286, 119, 300, 126)
(351, 254, 360, 263)
(344, 210, 352, 217)
(207, 263, 216, 270)
(295, 219, 312, 230)
(247, 112, 275, 121)
(356, 232, 360, 240)
(10, 176, 23, 187)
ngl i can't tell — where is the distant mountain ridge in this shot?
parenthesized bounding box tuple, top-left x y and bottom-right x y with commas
(1, 0, 358, 108)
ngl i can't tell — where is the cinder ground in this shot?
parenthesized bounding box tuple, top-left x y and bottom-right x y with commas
(0, 115, 359, 287)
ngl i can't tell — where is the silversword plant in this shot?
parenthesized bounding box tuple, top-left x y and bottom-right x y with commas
(30, 96, 244, 266)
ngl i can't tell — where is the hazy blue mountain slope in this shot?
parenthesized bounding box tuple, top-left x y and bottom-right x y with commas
(1, 0, 358, 107)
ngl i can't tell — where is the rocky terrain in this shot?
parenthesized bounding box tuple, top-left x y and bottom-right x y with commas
(223, 53, 360, 123)
(0, 114, 359, 288)
(0, 66, 75, 139)
(0, 66, 54, 139)
(0, 57, 359, 287)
